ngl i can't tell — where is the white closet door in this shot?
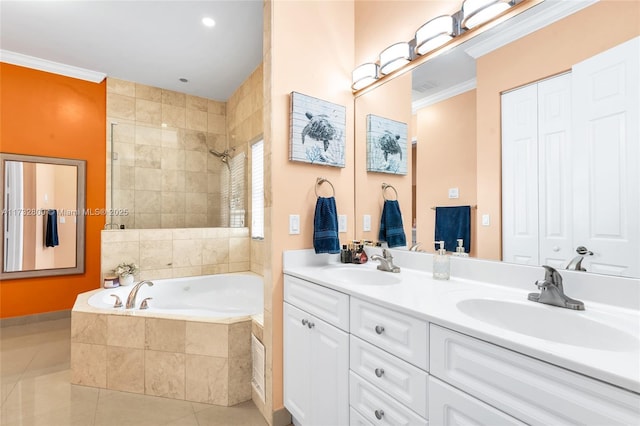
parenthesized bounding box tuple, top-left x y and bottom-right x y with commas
(537, 73, 573, 269)
(572, 36, 640, 278)
(502, 84, 539, 265)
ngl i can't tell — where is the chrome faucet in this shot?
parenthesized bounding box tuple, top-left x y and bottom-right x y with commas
(409, 242, 422, 251)
(528, 265, 584, 310)
(371, 249, 400, 273)
(565, 246, 593, 271)
(125, 280, 154, 309)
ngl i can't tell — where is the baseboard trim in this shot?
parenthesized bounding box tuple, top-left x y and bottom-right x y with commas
(272, 407, 292, 426)
(0, 310, 71, 328)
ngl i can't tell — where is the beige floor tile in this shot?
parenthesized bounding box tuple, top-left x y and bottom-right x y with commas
(195, 400, 269, 426)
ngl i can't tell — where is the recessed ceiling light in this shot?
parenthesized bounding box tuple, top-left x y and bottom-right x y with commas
(202, 17, 215, 27)
(179, 78, 188, 83)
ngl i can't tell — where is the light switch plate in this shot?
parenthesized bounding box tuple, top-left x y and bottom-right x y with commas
(289, 214, 300, 234)
(338, 215, 347, 233)
(448, 188, 459, 199)
(482, 214, 490, 226)
(363, 214, 371, 232)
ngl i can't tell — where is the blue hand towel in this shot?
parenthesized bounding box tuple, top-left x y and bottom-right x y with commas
(45, 209, 59, 247)
(313, 196, 340, 254)
(435, 206, 470, 253)
(378, 200, 406, 248)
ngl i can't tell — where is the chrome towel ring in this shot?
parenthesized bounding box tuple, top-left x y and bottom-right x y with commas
(315, 177, 336, 198)
(382, 183, 398, 201)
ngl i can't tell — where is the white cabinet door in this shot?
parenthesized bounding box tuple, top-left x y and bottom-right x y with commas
(310, 311, 349, 426)
(572, 36, 640, 277)
(284, 301, 349, 426)
(502, 83, 540, 265)
(284, 302, 313, 424)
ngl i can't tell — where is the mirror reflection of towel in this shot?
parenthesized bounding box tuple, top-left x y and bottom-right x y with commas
(45, 209, 59, 247)
(379, 200, 406, 248)
(435, 206, 470, 253)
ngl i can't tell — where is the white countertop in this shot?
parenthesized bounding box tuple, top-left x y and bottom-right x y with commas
(283, 249, 640, 395)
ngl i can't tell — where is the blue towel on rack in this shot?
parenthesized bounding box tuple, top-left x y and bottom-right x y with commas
(435, 206, 470, 253)
(45, 209, 59, 247)
(378, 200, 406, 248)
(313, 196, 340, 254)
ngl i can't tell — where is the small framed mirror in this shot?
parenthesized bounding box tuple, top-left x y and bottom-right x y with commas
(1, 153, 86, 279)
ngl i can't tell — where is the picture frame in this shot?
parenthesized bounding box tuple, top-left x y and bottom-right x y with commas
(289, 92, 346, 167)
(366, 114, 408, 175)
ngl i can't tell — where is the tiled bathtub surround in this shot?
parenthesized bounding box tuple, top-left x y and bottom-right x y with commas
(101, 227, 250, 281)
(70, 310, 253, 406)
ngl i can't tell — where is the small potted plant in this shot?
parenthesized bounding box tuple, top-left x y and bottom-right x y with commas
(113, 262, 139, 286)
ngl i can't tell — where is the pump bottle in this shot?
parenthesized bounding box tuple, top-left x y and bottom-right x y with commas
(433, 241, 450, 280)
(452, 239, 469, 257)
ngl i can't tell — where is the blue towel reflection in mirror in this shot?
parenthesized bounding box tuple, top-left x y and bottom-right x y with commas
(435, 206, 470, 253)
(45, 209, 59, 247)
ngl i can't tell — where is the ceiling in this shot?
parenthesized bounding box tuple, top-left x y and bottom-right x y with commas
(0, 1, 263, 101)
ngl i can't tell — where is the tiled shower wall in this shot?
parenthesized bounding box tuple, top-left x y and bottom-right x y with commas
(100, 228, 250, 281)
(106, 78, 230, 229)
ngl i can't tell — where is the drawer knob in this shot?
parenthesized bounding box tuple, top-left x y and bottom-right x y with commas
(301, 319, 308, 326)
(374, 409, 385, 420)
(375, 325, 385, 334)
(374, 368, 385, 377)
(307, 321, 315, 329)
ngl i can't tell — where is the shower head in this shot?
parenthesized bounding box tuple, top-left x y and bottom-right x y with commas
(209, 148, 235, 163)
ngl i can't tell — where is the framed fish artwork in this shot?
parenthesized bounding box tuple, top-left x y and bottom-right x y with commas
(289, 92, 346, 167)
(366, 114, 408, 175)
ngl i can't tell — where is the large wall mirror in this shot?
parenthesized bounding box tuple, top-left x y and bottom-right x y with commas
(354, 0, 639, 279)
(1, 153, 86, 279)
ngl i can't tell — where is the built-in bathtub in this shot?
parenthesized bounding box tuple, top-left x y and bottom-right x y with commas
(70, 272, 264, 406)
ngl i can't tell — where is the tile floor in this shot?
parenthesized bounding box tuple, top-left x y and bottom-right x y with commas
(1, 317, 268, 426)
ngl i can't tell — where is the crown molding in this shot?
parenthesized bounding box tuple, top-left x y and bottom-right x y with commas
(464, 0, 599, 59)
(0, 50, 106, 83)
(412, 78, 476, 113)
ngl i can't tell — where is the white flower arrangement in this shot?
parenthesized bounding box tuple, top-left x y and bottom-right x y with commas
(113, 262, 139, 277)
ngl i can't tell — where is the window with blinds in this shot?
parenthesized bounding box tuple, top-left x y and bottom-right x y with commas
(251, 140, 264, 239)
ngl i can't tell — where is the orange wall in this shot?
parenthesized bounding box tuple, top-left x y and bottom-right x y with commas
(269, 0, 355, 412)
(0, 63, 106, 318)
(416, 89, 477, 255)
(475, 0, 640, 259)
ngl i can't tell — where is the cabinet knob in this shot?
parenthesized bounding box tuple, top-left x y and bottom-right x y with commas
(374, 409, 385, 420)
(307, 321, 315, 329)
(301, 319, 308, 326)
(375, 325, 385, 334)
(374, 368, 384, 378)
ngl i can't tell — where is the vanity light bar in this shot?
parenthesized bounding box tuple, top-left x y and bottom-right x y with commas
(352, 63, 379, 91)
(351, 0, 521, 92)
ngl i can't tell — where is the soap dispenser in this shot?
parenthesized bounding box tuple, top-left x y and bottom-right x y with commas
(452, 239, 469, 257)
(433, 241, 450, 280)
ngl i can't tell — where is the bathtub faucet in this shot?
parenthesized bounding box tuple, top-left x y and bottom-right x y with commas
(125, 280, 154, 309)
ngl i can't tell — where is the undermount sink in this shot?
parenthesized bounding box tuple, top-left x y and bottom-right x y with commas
(320, 265, 401, 286)
(456, 298, 639, 352)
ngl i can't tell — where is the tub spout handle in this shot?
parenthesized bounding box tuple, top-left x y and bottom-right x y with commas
(139, 297, 152, 310)
(110, 294, 123, 308)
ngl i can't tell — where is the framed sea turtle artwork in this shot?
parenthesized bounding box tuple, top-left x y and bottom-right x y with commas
(289, 92, 346, 167)
(366, 114, 408, 175)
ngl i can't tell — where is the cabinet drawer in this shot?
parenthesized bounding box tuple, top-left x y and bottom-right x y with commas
(430, 324, 640, 425)
(429, 376, 525, 426)
(350, 372, 427, 426)
(350, 335, 428, 417)
(284, 275, 349, 331)
(351, 298, 428, 370)
(350, 407, 374, 426)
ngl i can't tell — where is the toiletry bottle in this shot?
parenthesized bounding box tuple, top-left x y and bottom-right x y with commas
(341, 245, 352, 263)
(452, 239, 469, 257)
(433, 241, 450, 280)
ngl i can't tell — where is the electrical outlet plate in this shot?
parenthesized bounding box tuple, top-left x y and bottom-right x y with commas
(338, 215, 347, 233)
(482, 214, 490, 226)
(448, 187, 459, 199)
(363, 214, 371, 232)
(289, 214, 300, 234)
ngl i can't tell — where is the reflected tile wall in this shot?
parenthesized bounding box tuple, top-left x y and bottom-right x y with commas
(101, 227, 250, 281)
(106, 78, 229, 229)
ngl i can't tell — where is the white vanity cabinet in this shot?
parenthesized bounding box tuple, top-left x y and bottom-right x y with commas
(349, 298, 429, 425)
(283, 276, 350, 426)
(429, 324, 640, 425)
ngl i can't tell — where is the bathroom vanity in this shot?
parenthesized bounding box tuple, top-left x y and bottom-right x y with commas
(282, 249, 640, 426)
